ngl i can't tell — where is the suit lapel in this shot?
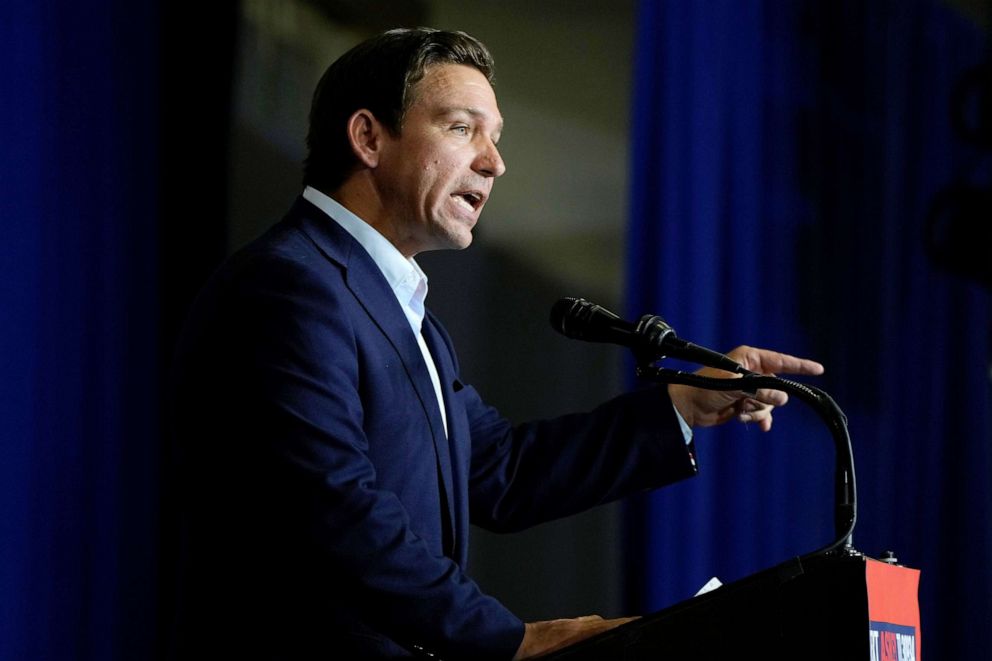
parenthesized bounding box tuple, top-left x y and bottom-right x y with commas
(292, 197, 457, 550)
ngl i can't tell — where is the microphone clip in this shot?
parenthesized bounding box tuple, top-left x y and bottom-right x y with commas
(633, 314, 677, 365)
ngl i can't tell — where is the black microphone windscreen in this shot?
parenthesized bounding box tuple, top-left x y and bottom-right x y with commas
(549, 297, 583, 336)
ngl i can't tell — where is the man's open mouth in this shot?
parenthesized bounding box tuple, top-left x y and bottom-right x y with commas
(453, 191, 484, 212)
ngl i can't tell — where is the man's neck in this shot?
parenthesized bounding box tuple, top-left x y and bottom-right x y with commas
(327, 176, 416, 258)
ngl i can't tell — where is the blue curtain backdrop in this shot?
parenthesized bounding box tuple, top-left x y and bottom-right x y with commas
(1, 2, 161, 659)
(626, 0, 991, 657)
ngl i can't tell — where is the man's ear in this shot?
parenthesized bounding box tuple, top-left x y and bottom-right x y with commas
(346, 109, 386, 168)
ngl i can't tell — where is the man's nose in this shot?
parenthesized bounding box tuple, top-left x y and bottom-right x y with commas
(474, 139, 506, 178)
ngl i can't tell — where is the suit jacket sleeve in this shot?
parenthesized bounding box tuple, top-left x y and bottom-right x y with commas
(425, 318, 698, 533)
(466, 384, 697, 533)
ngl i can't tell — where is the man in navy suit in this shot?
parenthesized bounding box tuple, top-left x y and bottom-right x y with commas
(170, 28, 823, 660)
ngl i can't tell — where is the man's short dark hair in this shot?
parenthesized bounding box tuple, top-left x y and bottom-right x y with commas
(302, 28, 495, 193)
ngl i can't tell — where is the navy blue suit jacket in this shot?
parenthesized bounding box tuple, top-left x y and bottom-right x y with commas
(170, 196, 697, 659)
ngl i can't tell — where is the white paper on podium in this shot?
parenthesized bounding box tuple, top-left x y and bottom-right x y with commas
(694, 577, 723, 596)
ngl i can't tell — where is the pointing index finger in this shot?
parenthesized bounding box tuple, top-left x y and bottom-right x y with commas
(740, 348, 824, 376)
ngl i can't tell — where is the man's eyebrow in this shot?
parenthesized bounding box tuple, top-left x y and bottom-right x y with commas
(436, 107, 504, 133)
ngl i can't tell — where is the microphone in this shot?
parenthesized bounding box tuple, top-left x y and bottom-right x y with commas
(549, 297, 751, 374)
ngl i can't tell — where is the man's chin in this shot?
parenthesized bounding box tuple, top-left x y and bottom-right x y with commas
(436, 226, 475, 251)
(412, 233, 473, 256)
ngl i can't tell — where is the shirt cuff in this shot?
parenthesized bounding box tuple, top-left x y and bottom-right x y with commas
(672, 401, 692, 444)
(672, 401, 697, 470)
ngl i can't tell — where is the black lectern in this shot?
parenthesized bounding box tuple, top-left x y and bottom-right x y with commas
(544, 551, 921, 660)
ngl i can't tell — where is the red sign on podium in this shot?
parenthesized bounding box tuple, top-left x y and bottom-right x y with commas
(867, 558, 921, 661)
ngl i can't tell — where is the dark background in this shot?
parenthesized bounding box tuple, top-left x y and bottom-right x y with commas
(2, 0, 989, 658)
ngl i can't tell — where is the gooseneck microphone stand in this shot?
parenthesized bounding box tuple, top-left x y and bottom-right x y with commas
(635, 360, 858, 557)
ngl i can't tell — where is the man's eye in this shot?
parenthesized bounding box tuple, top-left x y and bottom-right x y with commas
(451, 125, 469, 135)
